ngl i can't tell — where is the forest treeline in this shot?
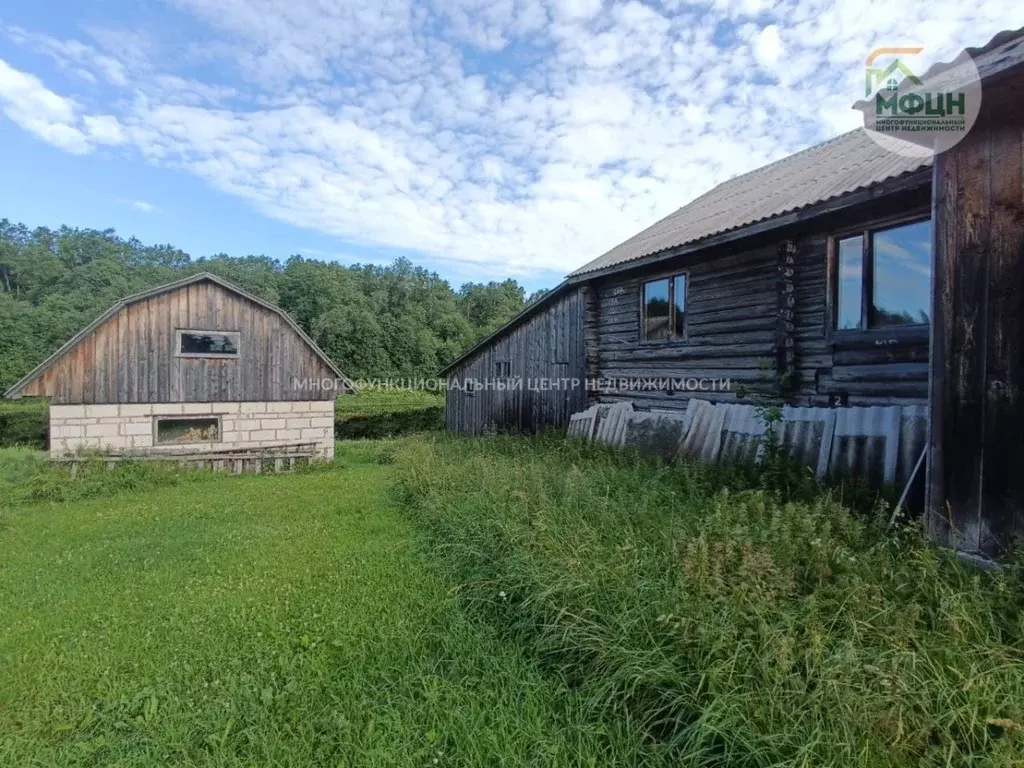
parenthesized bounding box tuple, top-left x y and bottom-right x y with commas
(0, 220, 547, 391)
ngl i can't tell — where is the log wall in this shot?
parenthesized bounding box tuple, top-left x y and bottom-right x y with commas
(593, 187, 933, 410)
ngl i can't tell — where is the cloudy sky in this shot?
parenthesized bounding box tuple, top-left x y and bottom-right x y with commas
(0, 1, 1020, 290)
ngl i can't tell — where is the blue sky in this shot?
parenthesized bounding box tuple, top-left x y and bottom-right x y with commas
(0, 1, 1019, 293)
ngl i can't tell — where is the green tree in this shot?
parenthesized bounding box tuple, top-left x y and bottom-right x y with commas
(0, 220, 529, 391)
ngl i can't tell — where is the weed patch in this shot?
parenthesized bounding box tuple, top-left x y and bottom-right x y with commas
(394, 433, 1024, 767)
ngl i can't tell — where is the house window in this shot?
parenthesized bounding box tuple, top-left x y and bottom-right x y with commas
(830, 218, 931, 332)
(642, 273, 687, 341)
(495, 360, 511, 378)
(177, 330, 240, 357)
(155, 417, 220, 445)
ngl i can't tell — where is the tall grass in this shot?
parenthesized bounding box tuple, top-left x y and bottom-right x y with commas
(0, 447, 221, 506)
(394, 434, 1024, 767)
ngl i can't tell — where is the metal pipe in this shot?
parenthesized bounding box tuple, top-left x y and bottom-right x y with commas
(889, 445, 927, 528)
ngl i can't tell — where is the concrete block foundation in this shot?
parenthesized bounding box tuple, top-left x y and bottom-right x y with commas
(48, 401, 335, 459)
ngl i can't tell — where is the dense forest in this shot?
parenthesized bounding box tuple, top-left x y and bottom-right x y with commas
(0, 220, 545, 391)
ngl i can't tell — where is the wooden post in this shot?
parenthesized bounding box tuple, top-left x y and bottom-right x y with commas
(927, 79, 1024, 554)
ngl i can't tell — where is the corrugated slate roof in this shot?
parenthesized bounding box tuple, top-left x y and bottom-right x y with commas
(569, 128, 930, 277)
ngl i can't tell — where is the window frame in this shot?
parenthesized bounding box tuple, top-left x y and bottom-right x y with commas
(826, 213, 932, 338)
(152, 416, 223, 445)
(639, 270, 689, 344)
(494, 359, 511, 378)
(175, 329, 242, 358)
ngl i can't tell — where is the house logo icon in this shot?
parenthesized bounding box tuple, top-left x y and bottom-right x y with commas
(856, 45, 982, 159)
(865, 47, 924, 97)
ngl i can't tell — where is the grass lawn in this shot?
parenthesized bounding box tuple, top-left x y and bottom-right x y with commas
(0, 443, 644, 767)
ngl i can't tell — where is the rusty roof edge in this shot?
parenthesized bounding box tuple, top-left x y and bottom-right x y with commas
(4, 272, 357, 399)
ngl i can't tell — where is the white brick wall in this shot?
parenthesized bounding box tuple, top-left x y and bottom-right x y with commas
(49, 400, 335, 460)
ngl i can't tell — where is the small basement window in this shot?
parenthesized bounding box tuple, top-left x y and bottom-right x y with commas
(177, 330, 240, 357)
(155, 417, 220, 445)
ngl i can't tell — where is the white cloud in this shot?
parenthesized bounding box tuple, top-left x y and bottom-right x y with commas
(755, 24, 783, 67)
(557, 0, 602, 21)
(0, 58, 130, 154)
(126, 199, 160, 213)
(0, 0, 1022, 277)
(84, 115, 127, 145)
(3, 26, 128, 85)
(0, 57, 92, 153)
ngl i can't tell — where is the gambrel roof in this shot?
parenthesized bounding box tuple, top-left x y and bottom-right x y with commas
(4, 272, 356, 398)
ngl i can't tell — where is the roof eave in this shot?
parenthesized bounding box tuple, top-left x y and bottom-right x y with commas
(566, 167, 932, 283)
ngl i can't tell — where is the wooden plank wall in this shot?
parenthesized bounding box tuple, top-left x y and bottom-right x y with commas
(593, 190, 933, 411)
(21, 280, 338, 403)
(928, 77, 1024, 555)
(445, 287, 587, 434)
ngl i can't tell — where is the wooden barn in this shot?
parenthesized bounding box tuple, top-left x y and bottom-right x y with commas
(441, 30, 1024, 555)
(4, 272, 354, 462)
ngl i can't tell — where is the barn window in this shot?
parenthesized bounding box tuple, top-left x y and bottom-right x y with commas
(155, 417, 220, 445)
(495, 360, 511, 378)
(830, 218, 931, 332)
(177, 330, 240, 357)
(642, 273, 687, 341)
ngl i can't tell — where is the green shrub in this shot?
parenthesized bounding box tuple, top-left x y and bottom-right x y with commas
(0, 400, 47, 450)
(0, 447, 218, 506)
(335, 387, 444, 438)
(394, 434, 1024, 768)
(335, 406, 444, 439)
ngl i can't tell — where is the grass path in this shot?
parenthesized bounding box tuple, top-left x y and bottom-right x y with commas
(0, 445, 638, 767)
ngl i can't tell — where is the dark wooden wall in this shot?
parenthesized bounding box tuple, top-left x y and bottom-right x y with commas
(592, 187, 933, 411)
(928, 76, 1024, 555)
(595, 242, 778, 408)
(445, 286, 588, 434)
(21, 279, 338, 403)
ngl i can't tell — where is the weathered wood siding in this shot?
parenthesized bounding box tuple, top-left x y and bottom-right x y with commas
(445, 287, 587, 434)
(21, 279, 338, 403)
(928, 77, 1024, 555)
(595, 242, 778, 409)
(594, 187, 932, 410)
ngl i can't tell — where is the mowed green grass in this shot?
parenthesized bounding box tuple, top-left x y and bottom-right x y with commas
(0, 444, 641, 767)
